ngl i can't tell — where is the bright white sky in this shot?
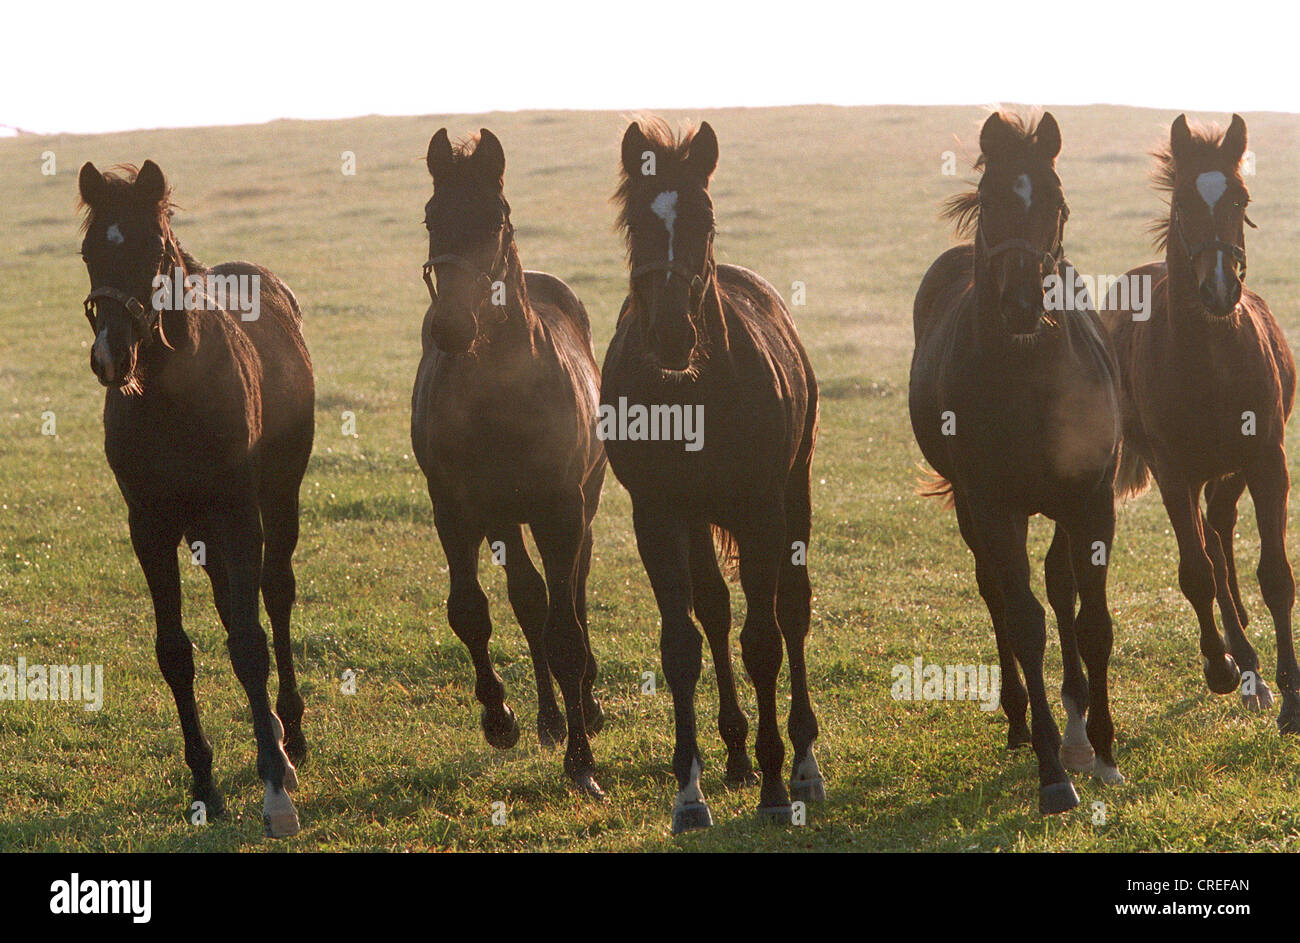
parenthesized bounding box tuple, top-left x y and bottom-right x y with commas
(5, 0, 1297, 134)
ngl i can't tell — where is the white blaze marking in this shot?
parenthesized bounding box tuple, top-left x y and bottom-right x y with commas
(650, 190, 678, 268)
(1196, 171, 1228, 211)
(92, 327, 113, 377)
(105, 223, 124, 245)
(1013, 174, 1032, 209)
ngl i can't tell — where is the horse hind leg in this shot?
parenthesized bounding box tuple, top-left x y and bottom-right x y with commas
(1206, 476, 1272, 710)
(137, 509, 223, 817)
(1046, 524, 1092, 772)
(493, 525, 566, 748)
(688, 523, 755, 787)
(258, 490, 309, 764)
(776, 467, 824, 803)
(1245, 449, 1300, 733)
(574, 526, 604, 734)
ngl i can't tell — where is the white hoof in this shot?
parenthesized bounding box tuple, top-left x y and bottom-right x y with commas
(1242, 678, 1275, 711)
(263, 782, 300, 838)
(1061, 741, 1096, 773)
(1093, 759, 1125, 786)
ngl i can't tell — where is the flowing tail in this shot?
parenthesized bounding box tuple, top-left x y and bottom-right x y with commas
(1113, 439, 1152, 502)
(915, 463, 955, 509)
(712, 525, 740, 580)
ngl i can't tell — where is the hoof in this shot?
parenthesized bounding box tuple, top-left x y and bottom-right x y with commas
(790, 776, 826, 803)
(1060, 740, 1096, 773)
(1241, 675, 1275, 711)
(1203, 653, 1242, 695)
(538, 712, 567, 750)
(1007, 726, 1032, 750)
(284, 730, 308, 767)
(1093, 759, 1126, 785)
(1039, 780, 1080, 816)
(1277, 694, 1300, 734)
(584, 697, 605, 735)
(724, 758, 760, 789)
(192, 782, 225, 818)
(671, 800, 713, 834)
(572, 771, 606, 801)
(263, 785, 300, 838)
(789, 753, 826, 802)
(482, 706, 521, 750)
(757, 803, 794, 826)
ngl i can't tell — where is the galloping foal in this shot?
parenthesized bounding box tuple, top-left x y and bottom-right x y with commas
(77, 161, 314, 837)
(1105, 114, 1299, 731)
(910, 112, 1124, 814)
(411, 129, 609, 796)
(602, 117, 822, 833)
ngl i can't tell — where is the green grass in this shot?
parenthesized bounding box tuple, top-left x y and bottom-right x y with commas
(4, 105, 1300, 851)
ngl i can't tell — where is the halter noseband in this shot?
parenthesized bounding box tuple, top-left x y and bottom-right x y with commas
(975, 205, 1067, 277)
(1169, 200, 1249, 283)
(421, 211, 515, 325)
(82, 284, 172, 349)
(629, 228, 716, 316)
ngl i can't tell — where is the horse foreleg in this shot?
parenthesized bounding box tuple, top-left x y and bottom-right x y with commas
(1246, 447, 1300, 733)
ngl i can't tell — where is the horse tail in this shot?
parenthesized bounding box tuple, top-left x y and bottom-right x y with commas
(1113, 440, 1152, 503)
(712, 525, 740, 580)
(915, 463, 956, 509)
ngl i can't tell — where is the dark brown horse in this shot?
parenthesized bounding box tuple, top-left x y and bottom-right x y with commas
(910, 112, 1123, 814)
(603, 117, 821, 833)
(1104, 114, 1299, 731)
(411, 129, 608, 796)
(77, 161, 314, 837)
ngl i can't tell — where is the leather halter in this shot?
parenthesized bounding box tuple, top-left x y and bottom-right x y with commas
(421, 212, 515, 327)
(82, 262, 173, 349)
(975, 204, 1067, 276)
(1169, 199, 1249, 283)
(629, 229, 716, 315)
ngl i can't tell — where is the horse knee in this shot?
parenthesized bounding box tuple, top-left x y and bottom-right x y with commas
(1178, 554, 1216, 607)
(1258, 558, 1295, 610)
(660, 619, 703, 688)
(740, 619, 783, 684)
(225, 628, 270, 687)
(156, 633, 196, 688)
(447, 584, 490, 639)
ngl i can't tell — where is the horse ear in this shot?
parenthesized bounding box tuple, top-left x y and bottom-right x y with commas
(427, 128, 454, 180)
(979, 112, 1017, 159)
(621, 122, 650, 178)
(474, 128, 506, 188)
(1035, 112, 1062, 162)
(78, 161, 106, 207)
(135, 160, 167, 206)
(686, 121, 719, 181)
(1221, 113, 1248, 166)
(1170, 114, 1194, 164)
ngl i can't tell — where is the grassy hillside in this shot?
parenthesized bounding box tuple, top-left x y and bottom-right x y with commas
(3, 104, 1300, 851)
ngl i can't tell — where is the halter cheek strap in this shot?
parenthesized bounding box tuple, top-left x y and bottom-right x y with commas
(82, 285, 173, 349)
(421, 211, 515, 327)
(1171, 202, 1249, 283)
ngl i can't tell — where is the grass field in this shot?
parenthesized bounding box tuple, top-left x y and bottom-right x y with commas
(4, 104, 1300, 852)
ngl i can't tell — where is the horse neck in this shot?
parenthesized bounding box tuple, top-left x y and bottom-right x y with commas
(480, 242, 541, 360)
(137, 232, 216, 395)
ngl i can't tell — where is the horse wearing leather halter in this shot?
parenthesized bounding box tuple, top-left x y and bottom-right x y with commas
(910, 110, 1122, 815)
